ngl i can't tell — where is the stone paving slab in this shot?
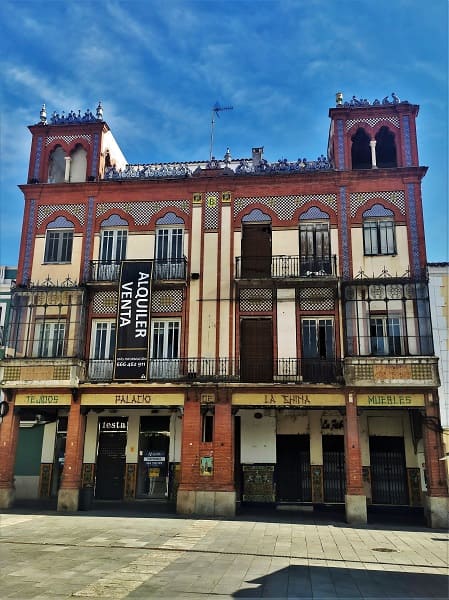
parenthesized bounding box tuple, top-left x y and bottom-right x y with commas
(0, 509, 448, 599)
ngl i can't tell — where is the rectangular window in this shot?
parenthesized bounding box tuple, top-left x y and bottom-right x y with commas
(301, 318, 334, 359)
(33, 321, 65, 357)
(363, 220, 395, 255)
(100, 229, 127, 262)
(150, 320, 180, 378)
(44, 230, 73, 263)
(155, 228, 184, 279)
(299, 223, 330, 274)
(89, 321, 116, 380)
(370, 316, 402, 356)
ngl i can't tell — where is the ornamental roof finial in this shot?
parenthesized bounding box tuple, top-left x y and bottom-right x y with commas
(96, 101, 103, 120)
(40, 104, 47, 124)
(336, 92, 343, 106)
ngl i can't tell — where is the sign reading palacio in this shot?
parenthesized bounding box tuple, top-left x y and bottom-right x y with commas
(81, 393, 184, 406)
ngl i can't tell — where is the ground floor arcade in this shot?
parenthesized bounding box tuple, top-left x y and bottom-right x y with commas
(0, 386, 447, 528)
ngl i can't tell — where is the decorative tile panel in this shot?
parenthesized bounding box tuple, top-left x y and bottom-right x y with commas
(298, 287, 335, 310)
(336, 119, 345, 170)
(411, 364, 433, 380)
(407, 468, 422, 506)
(402, 116, 412, 166)
(37, 204, 86, 227)
(235, 194, 337, 220)
(406, 184, 421, 276)
(53, 365, 71, 380)
(23, 198, 36, 284)
(125, 463, 137, 499)
(156, 212, 185, 225)
(350, 191, 405, 217)
(45, 134, 92, 146)
(33, 137, 43, 181)
(339, 187, 350, 278)
(82, 463, 95, 487)
(96, 201, 190, 226)
(91, 133, 99, 177)
(204, 192, 219, 230)
(39, 464, 53, 497)
(239, 288, 273, 312)
(152, 289, 183, 313)
(311, 465, 324, 503)
(92, 290, 118, 314)
(345, 115, 399, 130)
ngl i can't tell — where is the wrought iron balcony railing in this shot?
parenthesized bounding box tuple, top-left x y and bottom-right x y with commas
(86, 358, 343, 384)
(87, 258, 188, 282)
(235, 255, 337, 279)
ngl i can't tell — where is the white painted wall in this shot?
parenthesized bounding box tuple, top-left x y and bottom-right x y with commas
(240, 410, 276, 463)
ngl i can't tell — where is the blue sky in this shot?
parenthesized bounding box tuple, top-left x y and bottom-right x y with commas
(0, 0, 447, 265)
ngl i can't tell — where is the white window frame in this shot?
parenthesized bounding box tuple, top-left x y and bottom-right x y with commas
(100, 228, 127, 262)
(363, 218, 396, 255)
(150, 319, 181, 378)
(43, 229, 74, 263)
(89, 321, 116, 380)
(370, 315, 402, 356)
(33, 321, 66, 357)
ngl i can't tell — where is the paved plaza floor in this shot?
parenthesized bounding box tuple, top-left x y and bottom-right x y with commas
(0, 502, 447, 599)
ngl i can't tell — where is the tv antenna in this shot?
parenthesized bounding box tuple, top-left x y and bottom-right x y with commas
(209, 102, 233, 161)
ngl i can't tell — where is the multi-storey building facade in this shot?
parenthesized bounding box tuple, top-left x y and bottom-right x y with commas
(0, 95, 447, 527)
(428, 262, 449, 477)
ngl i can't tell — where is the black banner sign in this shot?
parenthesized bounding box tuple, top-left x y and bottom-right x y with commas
(113, 261, 153, 381)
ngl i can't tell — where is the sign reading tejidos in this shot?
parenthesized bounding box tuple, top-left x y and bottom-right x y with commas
(113, 261, 153, 381)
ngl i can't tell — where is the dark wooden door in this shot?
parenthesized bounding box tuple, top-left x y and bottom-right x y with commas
(323, 435, 345, 502)
(95, 432, 127, 500)
(240, 319, 273, 382)
(369, 436, 409, 505)
(276, 435, 311, 502)
(241, 224, 271, 278)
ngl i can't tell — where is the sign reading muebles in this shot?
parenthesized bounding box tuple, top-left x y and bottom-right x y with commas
(113, 261, 153, 381)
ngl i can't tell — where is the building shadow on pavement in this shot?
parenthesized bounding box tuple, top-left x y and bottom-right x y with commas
(232, 564, 449, 599)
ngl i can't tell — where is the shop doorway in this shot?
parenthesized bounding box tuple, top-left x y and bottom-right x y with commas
(276, 435, 311, 502)
(136, 416, 170, 499)
(322, 435, 345, 502)
(369, 436, 409, 505)
(95, 418, 127, 500)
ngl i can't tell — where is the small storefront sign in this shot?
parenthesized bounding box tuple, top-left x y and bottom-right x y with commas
(81, 393, 184, 406)
(232, 392, 345, 407)
(357, 393, 425, 407)
(143, 451, 165, 467)
(99, 417, 128, 432)
(15, 393, 72, 406)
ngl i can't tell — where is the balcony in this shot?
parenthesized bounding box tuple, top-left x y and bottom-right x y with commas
(344, 356, 439, 388)
(86, 358, 343, 384)
(235, 255, 337, 280)
(0, 357, 85, 388)
(87, 258, 188, 283)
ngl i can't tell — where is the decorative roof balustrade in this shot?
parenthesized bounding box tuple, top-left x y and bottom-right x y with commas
(103, 154, 332, 181)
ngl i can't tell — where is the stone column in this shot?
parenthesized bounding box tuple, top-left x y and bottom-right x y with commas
(57, 393, 86, 511)
(369, 139, 377, 168)
(64, 156, 72, 182)
(0, 392, 20, 508)
(422, 392, 448, 528)
(344, 393, 367, 524)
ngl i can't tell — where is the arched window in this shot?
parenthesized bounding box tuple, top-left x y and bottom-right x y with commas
(44, 216, 74, 263)
(375, 126, 397, 168)
(70, 144, 87, 182)
(351, 128, 371, 170)
(48, 146, 65, 183)
(362, 204, 396, 255)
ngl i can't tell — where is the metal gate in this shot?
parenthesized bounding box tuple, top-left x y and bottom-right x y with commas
(323, 435, 345, 502)
(276, 435, 311, 502)
(95, 423, 127, 500)
(369, 436, 409, 505)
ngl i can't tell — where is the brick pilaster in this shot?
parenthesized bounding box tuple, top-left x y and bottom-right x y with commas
(0, 397, 20, 491)
(212, 389, 234, 490)
(423, 393, 448, 497)
(344, 394, 364, 495)
(178, 389, 201, 490)
(59, 397, 85, 490)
